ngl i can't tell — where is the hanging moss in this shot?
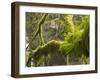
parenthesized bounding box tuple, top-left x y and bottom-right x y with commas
(26, 40, 63, 67)
(26, 14, 90, 67)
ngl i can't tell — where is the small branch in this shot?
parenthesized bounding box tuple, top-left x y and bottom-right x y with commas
(26, 14, 48, 50)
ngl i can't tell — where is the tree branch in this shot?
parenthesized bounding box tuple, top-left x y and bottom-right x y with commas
(26, 14, 48, 50)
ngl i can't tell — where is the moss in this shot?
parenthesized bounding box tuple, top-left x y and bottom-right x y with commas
(26, 15, 90, 66)
(26, 40, 63, 66)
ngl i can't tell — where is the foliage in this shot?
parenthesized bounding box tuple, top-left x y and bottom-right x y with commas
(60, 15, 90, 64)
(26, 12, 90, 67)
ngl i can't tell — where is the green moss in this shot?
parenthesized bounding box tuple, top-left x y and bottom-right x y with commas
(26, 15, 90, 66)
(26, 40, 63, 66)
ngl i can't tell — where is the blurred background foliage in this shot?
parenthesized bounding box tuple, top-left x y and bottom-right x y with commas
(26, 12, 90, 67)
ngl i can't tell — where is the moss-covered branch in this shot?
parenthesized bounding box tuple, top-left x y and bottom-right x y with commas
(26, 40, 63, 66)
(26, 15, 90, 66)
(26, 14, 48, 50)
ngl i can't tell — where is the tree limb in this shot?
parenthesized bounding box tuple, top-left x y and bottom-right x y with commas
(26, 14, 48, 50)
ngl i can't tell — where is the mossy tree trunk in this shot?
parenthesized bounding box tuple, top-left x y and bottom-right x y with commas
(26, 14, 48, 50)
(26, 14, 48, 66)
